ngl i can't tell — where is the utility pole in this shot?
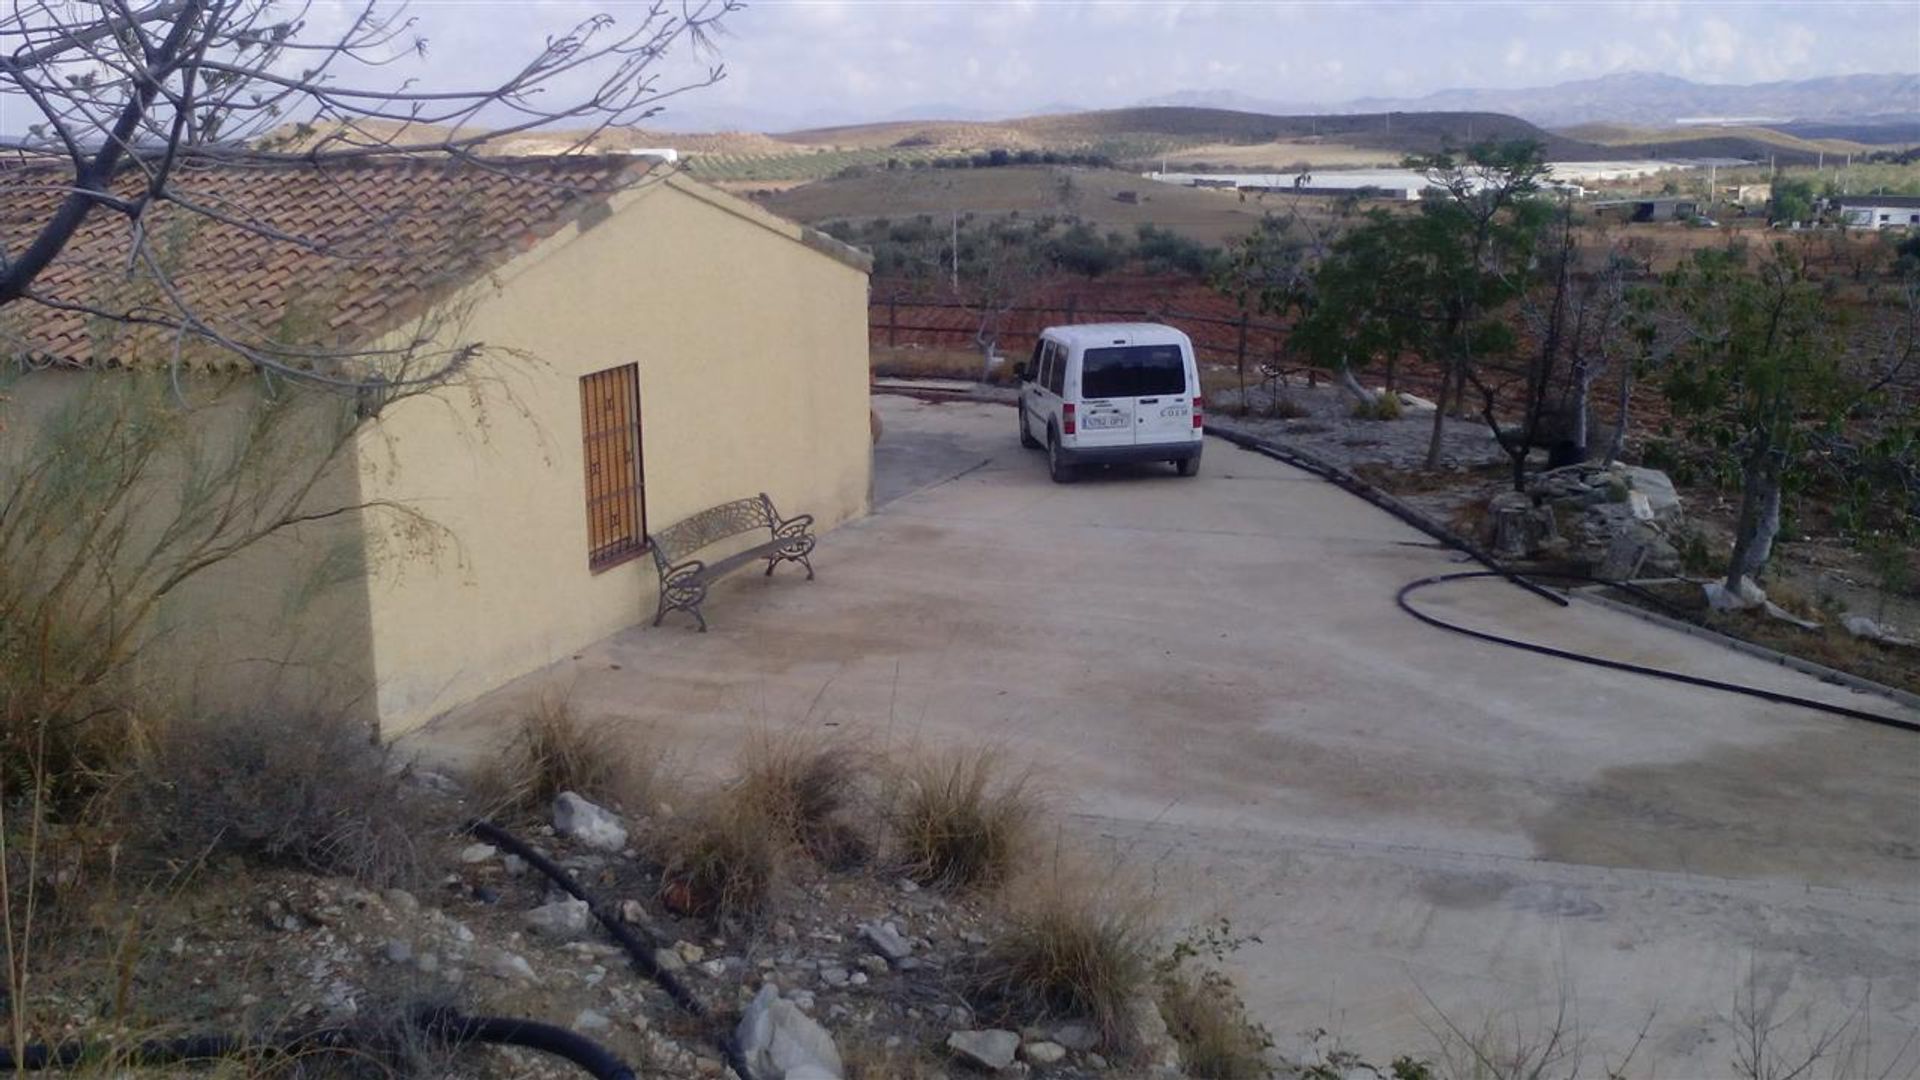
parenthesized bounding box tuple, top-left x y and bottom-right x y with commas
(950, 211, 959, 294)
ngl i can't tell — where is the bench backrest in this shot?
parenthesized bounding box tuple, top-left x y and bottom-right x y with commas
(650, 495, 775, 564)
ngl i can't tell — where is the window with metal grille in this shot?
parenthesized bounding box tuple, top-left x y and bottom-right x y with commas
(579, 364, 646, 570)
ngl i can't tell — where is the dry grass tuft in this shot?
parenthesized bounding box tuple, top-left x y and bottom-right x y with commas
(1160, 968, 1276, 1078)
(124, 710, 427, 888)
(732, 733, 873, 868)
(891, 749, 1036, 892)
(1349, 392, 1404, 421)
(479, 694, 667, 822)
(655, 797, 786, 925)
(972, 863, 1158, 1051)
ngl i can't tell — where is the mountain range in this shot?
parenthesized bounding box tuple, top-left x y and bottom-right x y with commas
(1141, 72, 1918, 130)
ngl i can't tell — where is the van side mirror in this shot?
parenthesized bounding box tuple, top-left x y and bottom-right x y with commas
(1013, 363, 1030, 382)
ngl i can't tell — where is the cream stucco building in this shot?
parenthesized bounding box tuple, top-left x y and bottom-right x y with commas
(1, 157, 872, 738)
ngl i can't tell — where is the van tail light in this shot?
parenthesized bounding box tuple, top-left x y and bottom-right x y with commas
(1062, 403, 1076, 436)
(1192, 395, 1205, 429)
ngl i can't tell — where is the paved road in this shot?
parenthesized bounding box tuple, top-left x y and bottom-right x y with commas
(427, 395, 1920, 1073)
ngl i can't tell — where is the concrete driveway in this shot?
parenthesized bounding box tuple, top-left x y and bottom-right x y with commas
(423, 394, 1920, 1072)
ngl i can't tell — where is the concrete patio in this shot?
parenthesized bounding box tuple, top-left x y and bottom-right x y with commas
(415, 393, 1920, 1073)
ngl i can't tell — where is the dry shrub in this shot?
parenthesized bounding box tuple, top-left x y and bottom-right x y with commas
(972, 864, 1158, 1051)
(655, 797, 785, 925)
(841, 1040, 945, 1080)
(1268, 394, 1311, 420)
(732, 733, 872, 868)
(1160, 969, 1275, 1079)
(1349, 392, 1403, 421)
(480, 695, 666, 822)
(891, 749, 1035, 892)
(124, 710, 426, 888)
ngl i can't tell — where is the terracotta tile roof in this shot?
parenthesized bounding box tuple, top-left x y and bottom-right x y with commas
(0, 155, 648, 371)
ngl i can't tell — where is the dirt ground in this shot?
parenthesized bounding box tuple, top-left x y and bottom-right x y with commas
(418, 395, 1920, 1076)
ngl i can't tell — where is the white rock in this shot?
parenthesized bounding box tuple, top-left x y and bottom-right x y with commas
(1127, 996, 1181, 1071)
(502, 854, 528, 876)
(459, 843, 497, 864)
(1023, 1040, 1068, 1065)
(736, 984, 845, 1079)
(1705, 576, 1767, 612)
(553, 792, 629, 852)
(1620, 465, 1682, 520)
(859, 921, 912, 963)
(946, 1029, 1019, 1071)
(653, 948, 686, 973)
(574, 1009, 612, 1032)
(525, 898, 594, 939)
(485, 949, 538, 984)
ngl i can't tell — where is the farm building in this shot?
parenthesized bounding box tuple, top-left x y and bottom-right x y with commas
(0, 157, 873, 738)
(1833, 195, 1920, 230)
(1590, 196, 1702, 223)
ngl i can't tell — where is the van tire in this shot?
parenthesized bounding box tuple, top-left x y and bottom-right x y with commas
(1175, 453, 1201, 477)
(1019, 407, 1042, 449)
(1047, 430, 1077, 484)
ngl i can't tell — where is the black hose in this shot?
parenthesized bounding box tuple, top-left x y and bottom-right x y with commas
(465, 819, 761, 1080)
(1397, 570, 1920, 733)
(413, 1005, 635, 1080)
(0, 1009, 634, 1077)
(1206, 423, 1570, 609)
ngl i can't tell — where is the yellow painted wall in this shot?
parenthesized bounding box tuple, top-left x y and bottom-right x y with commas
(358, 175, 872, 735)
(0, 370, 376, 727)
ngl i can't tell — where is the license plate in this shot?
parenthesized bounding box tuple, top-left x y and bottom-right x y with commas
(1084, 414, 1128, 429)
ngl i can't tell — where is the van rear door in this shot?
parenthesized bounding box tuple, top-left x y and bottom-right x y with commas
(1070, 344, 1135, 449)
(1081, 343, 1189, 446)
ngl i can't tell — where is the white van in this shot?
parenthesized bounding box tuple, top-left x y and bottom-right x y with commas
(1014, 323, 1204, 483)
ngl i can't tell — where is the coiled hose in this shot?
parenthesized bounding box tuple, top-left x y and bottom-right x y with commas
(1209, 424, 1916, 733)
(1398, 570, 1920, 733)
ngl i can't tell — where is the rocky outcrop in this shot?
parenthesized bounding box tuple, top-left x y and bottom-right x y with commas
(1495, 463, 1687, 578)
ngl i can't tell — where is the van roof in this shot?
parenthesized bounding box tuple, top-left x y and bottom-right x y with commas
(1042, 322, 1191, 349)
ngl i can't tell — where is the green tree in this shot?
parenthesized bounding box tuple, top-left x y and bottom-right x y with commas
(1770, 177, 1816, 226)
(1293, 141, 1552, 469)
(1660, 246, 1860, 589)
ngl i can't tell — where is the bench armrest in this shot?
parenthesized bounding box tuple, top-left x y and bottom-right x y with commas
(658, 556, 708, 584)
(772, 512, 814, 537)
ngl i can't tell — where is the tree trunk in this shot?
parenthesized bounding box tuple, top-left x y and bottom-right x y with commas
(1603, 362, 1633, 466)
(1336, 365, 1376, 405)
(1725, 446, 1784, 590)
(1424, 359, 1450, 471)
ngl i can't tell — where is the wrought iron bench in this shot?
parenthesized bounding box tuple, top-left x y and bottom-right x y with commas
(648, 493, 816, 632)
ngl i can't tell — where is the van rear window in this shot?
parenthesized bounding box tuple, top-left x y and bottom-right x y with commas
(1080, 345, 1186, 399)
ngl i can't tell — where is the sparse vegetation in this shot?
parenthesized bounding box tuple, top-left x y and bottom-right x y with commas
(971, 862, 1158, 1052)
(655, 796, 787, 925)
(479, 695, 667, 822)
(124, 710, 427, 888)
(731, 733, 873, 869)
(1160, 969, 1276, 1079)
(890, 749, 1036, 892)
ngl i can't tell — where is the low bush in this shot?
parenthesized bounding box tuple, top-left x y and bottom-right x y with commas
(1349, 392, 1403, 421)
(891, 749, 1035, 892)
(124, 710, 425, 887)
(972, 866, 1157, 1050)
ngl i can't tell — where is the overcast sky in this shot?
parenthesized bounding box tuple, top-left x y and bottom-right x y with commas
(550, 0, 1920, 130)
(2, 1, 1914, 138)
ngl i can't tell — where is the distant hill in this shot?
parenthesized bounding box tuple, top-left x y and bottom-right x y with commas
(1306, 72, 1917, 129)
(776, 107, 1600, 160)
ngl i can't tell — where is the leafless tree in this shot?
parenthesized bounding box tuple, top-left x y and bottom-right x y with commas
(1, 0, 737, 386)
